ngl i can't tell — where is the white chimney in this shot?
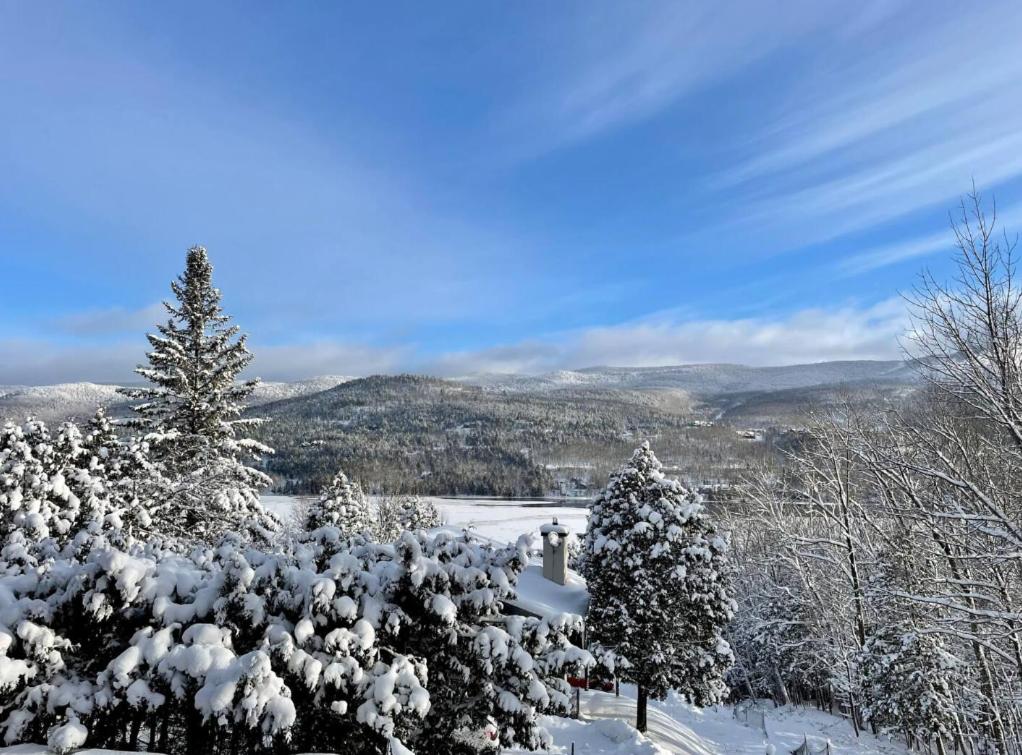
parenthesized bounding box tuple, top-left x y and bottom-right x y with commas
(540, 518, 569, 585)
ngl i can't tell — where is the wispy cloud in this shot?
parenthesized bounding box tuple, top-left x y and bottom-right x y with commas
(838, 199, 1022, 276)
(838, 232, 950, 276)
(52, 303, 165, 336)
(422, 299, 910, 375)
(0, 300, 910, 384)
(502, 1, 842, 156)
(713, 2, 1022, 245)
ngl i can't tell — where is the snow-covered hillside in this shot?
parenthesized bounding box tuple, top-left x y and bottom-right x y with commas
(250, 375, 354, 404)
(0, 382, 124, 423)
(0, 361, 917, 426)
(0, 376, 353, 423)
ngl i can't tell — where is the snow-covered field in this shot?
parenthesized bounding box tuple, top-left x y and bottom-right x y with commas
(428, 497, 589, 544)
(559, 685, 908, 754)
(513, 686, 912, 754)
(260, 494, 590, 545)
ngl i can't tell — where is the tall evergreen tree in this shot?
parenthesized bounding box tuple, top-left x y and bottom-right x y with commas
(119, 246, 276, 541)
(581, 442, 734, 732)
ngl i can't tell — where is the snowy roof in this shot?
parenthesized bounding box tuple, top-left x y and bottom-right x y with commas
(506, 561, 590, 620)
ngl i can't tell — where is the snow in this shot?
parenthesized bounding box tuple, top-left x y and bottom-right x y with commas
(428, 497, 589, 545)
(505, 716, 671, 755)
(254, 495, 589, 547)
(559, 685, 909, 755)
(46, 722, 86, 754)
(509, 563, 589, 619)
(260, 495, 303, 524)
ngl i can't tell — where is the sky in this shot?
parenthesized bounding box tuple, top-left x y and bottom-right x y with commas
(3, 1, 1022, 383)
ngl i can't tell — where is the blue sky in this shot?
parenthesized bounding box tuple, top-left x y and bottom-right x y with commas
(3, 1, 1022, 383)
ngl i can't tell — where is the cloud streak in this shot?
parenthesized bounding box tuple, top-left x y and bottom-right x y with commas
(504, 1, 842, 156)
(52, 303, 166, 336)
(837, 198, 1022, 276)
(0, 300, 910, 385)
(711, 2, 1022, 247)
(424, 299, 910, 376)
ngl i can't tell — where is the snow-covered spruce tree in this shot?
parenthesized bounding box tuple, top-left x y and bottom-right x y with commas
(581, 442, 735, 732)
(306, 470, 372, 537)
(375, 495, 441, 540)
(860, 624, 964, 754)
(119, 246, 277, 542)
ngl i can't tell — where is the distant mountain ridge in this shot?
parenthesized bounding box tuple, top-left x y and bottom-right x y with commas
(459, 360, 917, 395)
(0, 375, 355, 424)
(0, 360, 920, 425)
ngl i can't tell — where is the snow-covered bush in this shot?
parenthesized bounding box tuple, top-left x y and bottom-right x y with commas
(0, 419, 83, 549)
(0, 443, 590, 754)
(379, 531, 592, 753)
(860, 623, 965, 742)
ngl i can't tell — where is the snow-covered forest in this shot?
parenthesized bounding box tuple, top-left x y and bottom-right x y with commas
(0, 248, 732, 754)
(4, 192, 1022, 755)
(723, 196, 1022, 755)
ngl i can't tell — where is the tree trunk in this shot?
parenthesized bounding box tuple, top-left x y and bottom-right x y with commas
(129, 715, 142, 750)
(186, 707, 204, 755)
(158, 708, 170, 753)
(773, 665, 790, 706)
(637, 685, 648, 733)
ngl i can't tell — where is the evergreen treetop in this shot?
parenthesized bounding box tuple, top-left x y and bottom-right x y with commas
(119, 246, 268, 474)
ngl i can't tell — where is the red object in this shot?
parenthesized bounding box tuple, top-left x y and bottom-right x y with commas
(566, 675, 614, 692)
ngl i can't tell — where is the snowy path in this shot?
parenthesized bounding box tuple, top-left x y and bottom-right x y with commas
(566, 686, 909, 755)
(580, 692, 729, 754)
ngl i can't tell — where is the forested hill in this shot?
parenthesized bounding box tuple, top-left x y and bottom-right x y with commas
(248, 367, 918, 496)
(250, 373, 707, 496)
(2, 362, 922, 497)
